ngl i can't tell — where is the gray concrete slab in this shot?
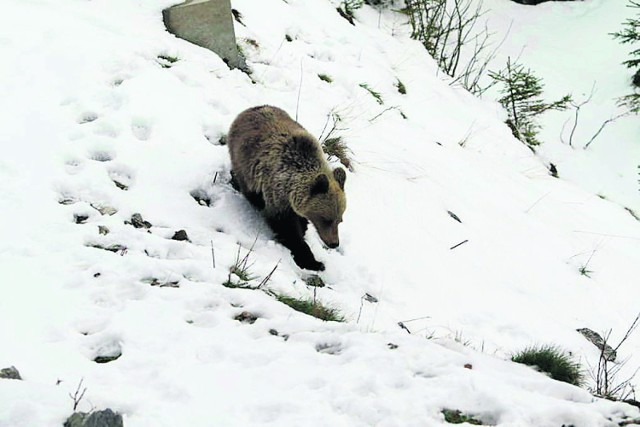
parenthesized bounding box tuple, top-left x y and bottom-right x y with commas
(163, 0, 246, 70)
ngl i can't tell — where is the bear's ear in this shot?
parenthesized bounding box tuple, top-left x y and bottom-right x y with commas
(310, 174, 329, 195)
(333, 167, 346, 190)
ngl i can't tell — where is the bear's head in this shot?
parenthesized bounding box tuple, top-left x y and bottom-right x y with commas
(298, 167, 346, 249)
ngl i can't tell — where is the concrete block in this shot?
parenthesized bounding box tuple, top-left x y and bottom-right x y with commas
(163, 0, 245, 69)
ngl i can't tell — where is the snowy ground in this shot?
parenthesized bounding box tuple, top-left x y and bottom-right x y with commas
(480, 0, 640, 213)
(1, 0, 639, 426)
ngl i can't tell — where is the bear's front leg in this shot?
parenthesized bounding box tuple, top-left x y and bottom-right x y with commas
(266, 212, 324, 271)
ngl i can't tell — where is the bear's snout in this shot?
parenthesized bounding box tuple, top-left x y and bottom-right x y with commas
(327, 242, 339, 249)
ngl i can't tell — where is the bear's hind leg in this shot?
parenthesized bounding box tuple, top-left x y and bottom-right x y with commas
(267, 212, 324, 271)
(244, 191, 265, 210)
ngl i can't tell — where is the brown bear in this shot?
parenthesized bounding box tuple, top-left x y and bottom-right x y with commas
(227, 105, 347, 271)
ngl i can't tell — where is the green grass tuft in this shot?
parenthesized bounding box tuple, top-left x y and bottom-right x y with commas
(359, 83, 384, 105)
(222, 242, 257, 288)
(512, 344, 584, 386)
(442, 409, 483, 425)
(157, 54, 179, 68)
(395, 78, 407, 94)
(579, 265, 593, 278)
(275, 294, 345, 322)
(322, 136, 352, 170)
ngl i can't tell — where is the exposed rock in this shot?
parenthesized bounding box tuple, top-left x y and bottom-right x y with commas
(142, 277, 180, 288)
(234, 311, 258, 324)
(94, 354, 121, 364)
(268, 329, 279, 336)
(171, 230, 189, 241)
(577, 328, 617, 361)
(98, 226, 110, 235)
(387, 343, 398, 350)
(126, 213, 152, 229)
(91, 203, 118, 216)
(190, 189, 212, 207)
(64, 412, 86, 427)
(59, 198, 76, 205)
(93, 341, 123, 364)
(363, 293, 378, 303)
(447, 210, 462, 223)
(74, 214, 89, 224)
(0, 366, 22, 380)
(112, 180, 128, 191)
(64, 409, 123, 427)
(88, 243, 127, 254)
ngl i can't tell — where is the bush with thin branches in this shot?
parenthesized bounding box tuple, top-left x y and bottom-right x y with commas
(404, 0, 501, 95)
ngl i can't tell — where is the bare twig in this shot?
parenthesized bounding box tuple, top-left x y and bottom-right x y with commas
(525, 191, 551, 214)
(69, 378, 87, 411)
(257, 261, 279, 289)
(583, 112, 629, 149)
(588, 312, 640, 400)
(211, 240, 216, 269)
(295, 59, 303, 122)
(450, 239, 468, 250)
(561, 82, 596, 147)
(368, 106, 401, 122)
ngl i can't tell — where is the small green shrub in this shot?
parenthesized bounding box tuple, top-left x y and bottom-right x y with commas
(395, 79, 407, 94)
(489, 57, 571, 147)
(275, 293, 345, 322)
(318, 73, 333, 83)
(442, 409, 483, 425)
(157, 54, 179, 68)
(512, 345, 584, 386)
(359, 83, 384, 104)
(611, 0, 640, 112)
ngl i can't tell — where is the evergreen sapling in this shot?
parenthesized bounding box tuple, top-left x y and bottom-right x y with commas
(489, 57, 571, 147)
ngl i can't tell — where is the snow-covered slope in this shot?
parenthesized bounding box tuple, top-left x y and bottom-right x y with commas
(1, 1, 639, 426)
(480, 0, 640, 212)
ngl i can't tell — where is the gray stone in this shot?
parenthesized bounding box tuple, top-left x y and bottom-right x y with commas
(91, 203, 118, 216)
(64, 409, 123, 427)
(64, 412, 87, 427)
(577, 328, 617, 361)
(171, 230, 189, 241)
(163, 0, 246, 70)
(0, 366, 22, 380)
(127, 213, 152, 229)
(235, 311, 258, 324)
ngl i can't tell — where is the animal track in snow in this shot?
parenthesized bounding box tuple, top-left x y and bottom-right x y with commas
(108, 165, 135, 191)
(131, 118, 152, 141)
(88, 149, 115, 162)
(78, 112, 99, 124)
(64, 158, 85, 175)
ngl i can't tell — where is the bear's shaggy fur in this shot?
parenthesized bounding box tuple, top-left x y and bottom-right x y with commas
(227, 105, 346, 271)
